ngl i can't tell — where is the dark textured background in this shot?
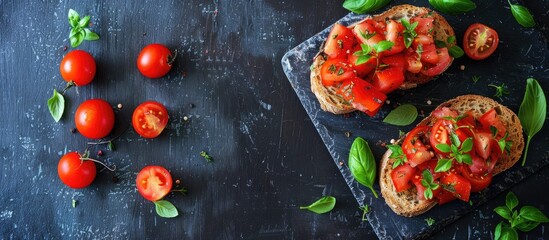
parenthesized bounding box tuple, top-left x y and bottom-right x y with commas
(0, 0, 548, 239)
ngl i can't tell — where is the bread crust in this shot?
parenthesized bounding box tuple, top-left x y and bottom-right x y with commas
(379, 95, 525, 217)
(311, 4, 455, 114)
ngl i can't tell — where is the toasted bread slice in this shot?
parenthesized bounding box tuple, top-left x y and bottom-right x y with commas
(380, 95, 525, 217)
(311, 4, 455, 114)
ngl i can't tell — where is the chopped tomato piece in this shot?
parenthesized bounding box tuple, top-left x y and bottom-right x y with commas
(411, 175, 428, 201)
(411, 17, 435, 35)
(353, 21, 384, 48)
(324, 23, 356, 59)
(372, 66, 405, 94)
(337, 77, 386, 116)
(417, 160, 442, 179)
(381, 53, 406, 72)
(406, 55, 422, 73)
(421, 47, 452, 77)
(432, 107, 458, 119)
(320, 59, 356, 86)
(383, 20, 405, 56)
(440, 170, 471, 202)
(402, 126, 433, 167)
(479, 109, 507, 139)
(413, 35, 434, 49)
(474, 131, 493, 160)
(430, 119, 452, 154)
(458, 164, 492, 192)
(348, 45, 376, 77)
(435, 189, 457, 205)
(420, 44, 440, 64)
(391, 164, 416, 192)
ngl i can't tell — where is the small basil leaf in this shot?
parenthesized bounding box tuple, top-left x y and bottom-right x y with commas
(434, 158, 452, 172)
(435, 40, 447, 48)
(500, 224, 518, 240)
(342, 0, 392, 14)
(460, 154, 472, 165)
(383, 104, 418, 126)
(436, 143, 451, 153)
(518, 78, 546, 166)
(84, 29, 100, 41)
(509, 2, 535, 28)
(47, 89, 65, 122)
(374, 40, 395, 53)
(428, 0, 476, 15)
(447, 36, 456, 44)
(154, 200, 178, 218)
(356, 55, 372, 65)
(494, 206, 512, 221)
(70, 31, 85, 47)
(519, 206, 549, 223)
(299, 196, 336, 214)
(460, 137, 473, 152)
(69, 27, 80, 38)
(68, 9, 80, 27)
(348, 137, 378, 198)
(450, 133, 461, 147)
(506, 192, 519, 211)
(494, 222, 502, 240)
(515, 220, 540, 232)
(449, 46, 464, 58)
(78, 15, 91, 28)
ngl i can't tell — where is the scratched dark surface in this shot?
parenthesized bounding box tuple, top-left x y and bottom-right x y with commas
(0, 0, 548, 239)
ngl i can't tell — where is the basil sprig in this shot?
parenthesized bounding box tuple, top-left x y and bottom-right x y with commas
(68, 9, 100, 48)
(518, 78, 546, 166)
(387, 144, 407, 168)
(428, 0, 476, 15)
(508, 0, 535, 28)
(343, 0, 392, 14)
(47, 89, 65, 122)
(401, 19, 418, 49)
(299, 196, 336, 214)
(493, 192, 549, 240)
(421, 170, 439, 200)
(348, 137, 378, 198)
(154, 200, 178, 218)
(383, 104, 418, 126)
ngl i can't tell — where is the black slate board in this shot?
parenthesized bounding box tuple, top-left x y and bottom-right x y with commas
(282, 3, 549, 239)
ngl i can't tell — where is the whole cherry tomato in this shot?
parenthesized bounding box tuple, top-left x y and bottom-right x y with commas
(136, 166, 173, 201)
(58, 152, 96, 189)
(60, 50, 96, 86)
(132, 101, 169, 138)
(75, 99, 115, 139)
(137, 44, 173, 78)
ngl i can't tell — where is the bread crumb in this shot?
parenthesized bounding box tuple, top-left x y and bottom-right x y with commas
(427, 100, 432, 105)
(390, 139, 395, 144)
(460, 65, 465, 71)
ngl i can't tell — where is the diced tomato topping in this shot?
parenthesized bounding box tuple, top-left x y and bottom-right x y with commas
(391, 164, 416, 192)
(432, 107, 459, 119)
(381, 53, 406, 72)
(320, 59, 356, 86)
(411, 17, 434, 35)
(417, 160, 442, 179)
(353, 21, 384, 48)
(324, 23, 356, 59)
(479, 109, 507, 139)
(336, 77, 386, 117)
(458, 164, 492, 192)
(372, 66, 405, 94)
(383, 20, 405, 56)
(406, 55, 422, 73)
(473, 131, 493, 160)
(435, 189, 457, 205)
(348, 45, 377, 77)
(413, 35, 434, 49)
(411, 175, 427, 200)
(430, 119, 452, 154)
(421, 47, 452, 77)
(402, 126, 433, 167)
(420, 44, 440, 64)
(440, 170, 471, 202)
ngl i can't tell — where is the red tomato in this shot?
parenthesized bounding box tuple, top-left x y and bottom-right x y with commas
(458, 164, 492, 192)
(136, 166, 173, 201)
(337, 77, 386, 116)
(348, 45, 376, 77)
(406, 54, 422, 73)
(320, 59, 356, 86)
(137, 44, 173, 78)
(440, 171, 471, 202)
(412, 35, 434, 49)
(58, 152, 96, 189)
(75, 99, 115, 139)
(479, 109, 506, 138)
(372, 66, 405, 94)
(383, 20, 405, 56)
(435, 189, 456, 205)
(411, 175, 428, 200)
(60, 50, 96, 86)
(417, 160, 442, 179)
(430, 119, 451, 154)
(132, 101, 169, 139)
(463, 23, 499, 60)
(474, 131, 493, 160)
(324, 23, 356, 59)
(402, 126, 433, 167)
(411, 17, 434, 35)
(381, 53, 406, 72)
(353, 21, 384, 48)
(432, 107, 458, 119)
(391, 164, 415, 192)
(421, 47, 451, 77)
(420, 44, 440, 64)
(457, 111, 477, 136)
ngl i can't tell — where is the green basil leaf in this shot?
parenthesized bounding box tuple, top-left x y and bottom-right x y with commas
(70, 30, 85, 47)
(435, 40, 447, 48)
(424, 188, 433, 200)
(494, 222, 502, 240)
(519, 206, 549, 223)
(500, 224, 518, 240)
(69, 27, 81, 38)
(506, 192, 519, 211)
(460, 137, 473, 152)
(450, 132, 461, 147)
(515, 220, 540, 232)
(428, 0, 476, 15)
(348, 137, 378, 198)
(356, 55, 372, 65)
(78, 15, 90, 28)
(47, 89, 65, 122)
(460, 153, 472, 165)
(154, 200, 178, 218)
(509, 2, 535, 28)
(84, 29, 100, 41)
(342, 0, 392, 14)
(374, 40, 395, 54)
(383, 104, 418, 126)
(422, 169, 434, 183)
(299, 196, 336, 214)
(494, 206, 512, 221)
(447, 36, 456, 44)
(449, 46, 464, 58)
(68, 9, 80, 27)
(436, 143, 451, 153)
(518, 78, 546, 166)
(434, 158, 452, 172)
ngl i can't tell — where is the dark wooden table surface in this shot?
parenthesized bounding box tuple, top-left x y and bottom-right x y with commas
(1, 0, 548, 239)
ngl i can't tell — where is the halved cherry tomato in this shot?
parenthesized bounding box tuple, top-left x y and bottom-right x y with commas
(75, 99, 115, 139)
(136, 166, 173, 201)
(60, 50, 96, 86)
(421, 47, 451, 77)
(339, 77, 386, 116)
(353, 21, 384, 48)
(411, 17, 434, 35)
(474, 131, 493, 160)
(440, 170, 471, 202)
(479, 109, 506, 138)
(372, 66, 405, 94)
(320, 59, 356, 86)
(402, 126, 433, 167)
(132, 101, 169, 139)
(58, 152, 96, 189)
(430, 119, 452, 154)
(463, 23, 499, 60)
(348, 45, 376, 77)
(391, 164, 416, 192)
(137, 44, 174, 78)
(458, 164, 492, 192)
(324, 23, 356, 59)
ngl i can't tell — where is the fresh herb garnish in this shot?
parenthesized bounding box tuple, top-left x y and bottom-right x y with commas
(360, 205, 370, 221)
(348, 137, 378, 198)
(489, 83, 510, 98)
(401, 19, 418, 49)
(508, 0, 535, 28)
(154, 200, 179, 218)
(425, 217, 435, 226)
(353, 44, 373, 65)
(449, 45, 465, 58)
(421, 169, 439, 200)
(435, 132, 473, 172)
(387, 144, 407, 168)
(374, 40, 395, 53)
(67, 9, 100, 48)
(518, 78, 546, 166)
(342, 0, 392, 14)
(428, 0, 476, 15)
(299, 196, 336, 214)
(200, 151, 213, 162)
(493, 192, 549, 240)
(72, 199, 77, 208)
(472, 75, 480, 83)
(47, 89, 65, 122)
(383, 104, 418, 126)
